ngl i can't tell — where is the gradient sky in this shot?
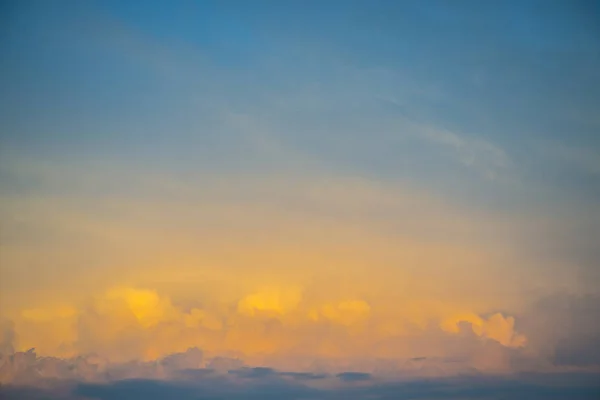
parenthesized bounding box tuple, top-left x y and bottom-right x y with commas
(1, 0, 600, 393)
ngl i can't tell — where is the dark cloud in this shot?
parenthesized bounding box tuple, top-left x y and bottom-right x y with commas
(228, 366, 276, 379)
(74, 377, 320, 400)
(0, 386, 68, 400)
(336, 371, 372, 382)
(159, 347, 203, 370)
(2, 373, 599, 400)
(554, 335, 600, 367)
(2, 322, 600, 399)
(278, 371, 328, 380)
(334, 374, 600, 400)
(205, 356, 245, 371)
(520, 293, 600, 367)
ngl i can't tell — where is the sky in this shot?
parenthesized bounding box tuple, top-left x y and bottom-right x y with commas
(1, 0, 600, 398)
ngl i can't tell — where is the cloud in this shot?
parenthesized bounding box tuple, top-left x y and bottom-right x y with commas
(1, 336, 599, 398)
(1, 284, 538, 371)
(2, 368, 599, 400)
(237, 287, 303, 316)
(205, 356, 245, 372)
(0, 319, 15, 355)
(309, 299, 371, 325)
(229, 367, 276, 379)
(519, 293, 600, 368)
(410, 120, 511, 179)
(336, 371, 372, 382)
(278, 371, 327, 380)
(441, 312, 526, 348)
(0, 159, 596, 375)
(159, 347, 203, 371)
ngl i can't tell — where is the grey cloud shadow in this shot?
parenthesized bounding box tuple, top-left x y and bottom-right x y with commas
(3, 372, 598, 400)
(74, 377, 321, 400)
(278, 371, 328, 380)
(336, 371, 372, 382)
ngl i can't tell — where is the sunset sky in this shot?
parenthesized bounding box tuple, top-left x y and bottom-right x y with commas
(1, 1, 599, 398)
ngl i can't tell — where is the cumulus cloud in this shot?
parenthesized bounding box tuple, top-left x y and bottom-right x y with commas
(237, 287, 303, 316)
(441, 312, 526, 348)
(4, 285, 538, 370)
(20, 284, 600, 381)
(0, 163, 596, 387)
(309, 299, 371, 325)
(1, 308, 599, 398)
(4, 283, 598, 382)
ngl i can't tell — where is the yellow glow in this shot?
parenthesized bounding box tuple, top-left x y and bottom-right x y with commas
(16, 305, 79, 357)
(5, 284, 530, 364)
(312, 300, 371, 325)
(237, 287, 302, 316)
(440, 312, 484, 334)
(21, 305, 78, 322)
(104, 287, 175, 328)
(184, 308, 222, 330)
(440, 312, 526, 348)
(0, 173, 539, 367)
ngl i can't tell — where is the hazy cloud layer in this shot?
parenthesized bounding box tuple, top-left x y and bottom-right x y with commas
(1, 352, 599, 400)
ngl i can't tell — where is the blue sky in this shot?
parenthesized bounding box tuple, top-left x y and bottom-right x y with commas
(2, 1, 599, 205)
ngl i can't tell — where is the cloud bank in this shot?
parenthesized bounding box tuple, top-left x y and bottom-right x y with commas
(1, 348, 599, 399)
